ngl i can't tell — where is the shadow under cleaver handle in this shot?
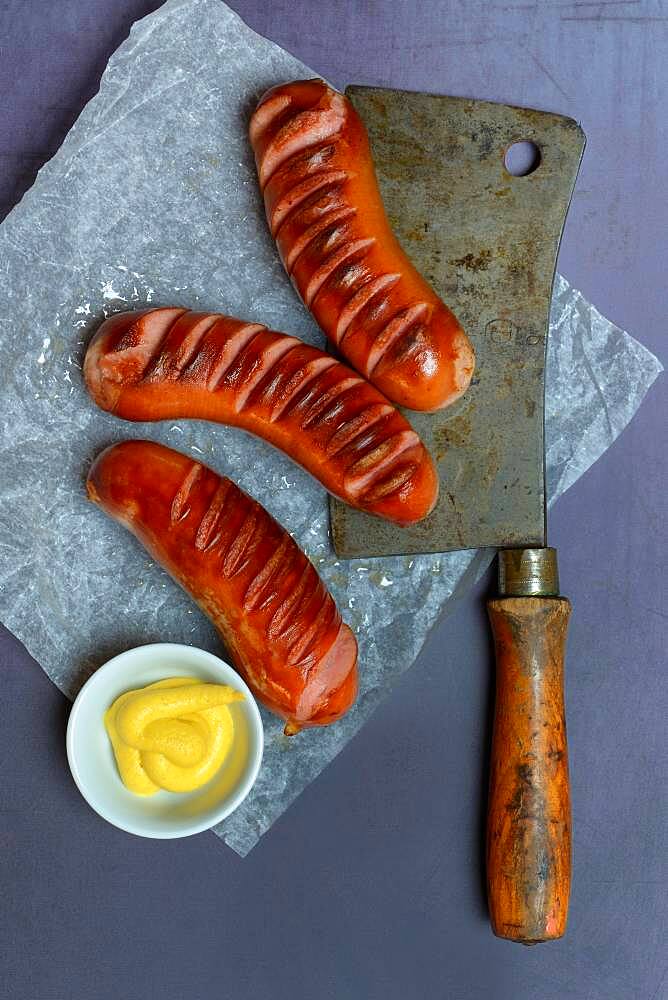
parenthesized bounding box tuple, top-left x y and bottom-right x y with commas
(486, 548, 572, 944)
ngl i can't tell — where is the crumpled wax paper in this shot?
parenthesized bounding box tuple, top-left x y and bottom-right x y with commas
(0, 0, 662, 856)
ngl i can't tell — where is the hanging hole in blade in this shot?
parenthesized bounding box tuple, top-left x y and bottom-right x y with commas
(504, 141, 541, 176)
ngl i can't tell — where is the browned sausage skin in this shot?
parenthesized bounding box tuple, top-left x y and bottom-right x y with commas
(84, 308, 439, 526)
(249, 79, 475, 412)
(87, 440, 358, 732)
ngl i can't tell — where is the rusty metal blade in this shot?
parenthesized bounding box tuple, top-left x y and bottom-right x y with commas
(330, 87, 585, 559)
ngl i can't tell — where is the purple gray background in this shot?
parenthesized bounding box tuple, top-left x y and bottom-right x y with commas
(1, 2, 666, 998)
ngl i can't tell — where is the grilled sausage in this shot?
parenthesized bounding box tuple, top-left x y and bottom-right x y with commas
(87, 440, 358, 733)
(84, 308, 439, 526)
(249, 78, 475, 412)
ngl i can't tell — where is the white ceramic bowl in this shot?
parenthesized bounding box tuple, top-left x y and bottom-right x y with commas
(66, 643, 263, 839)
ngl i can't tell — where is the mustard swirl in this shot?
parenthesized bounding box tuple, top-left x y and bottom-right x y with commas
(105, 677, 244, 795)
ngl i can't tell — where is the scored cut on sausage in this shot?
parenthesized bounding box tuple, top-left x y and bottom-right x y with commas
(84, 307, 439, 526)
(249, 78, 475, 413)
(87, 440, 358, 733)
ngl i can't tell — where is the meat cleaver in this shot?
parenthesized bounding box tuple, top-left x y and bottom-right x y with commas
(331, 87, 585, 944)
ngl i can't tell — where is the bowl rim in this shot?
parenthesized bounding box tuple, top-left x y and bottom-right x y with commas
(66, 642, 264, 839)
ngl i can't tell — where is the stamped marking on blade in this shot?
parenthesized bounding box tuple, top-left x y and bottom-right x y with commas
(330, 88, 585, 559)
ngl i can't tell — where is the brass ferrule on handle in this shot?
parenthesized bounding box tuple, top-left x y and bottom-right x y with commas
(486, 546, 572, 944)
(498, 547, 560, 597)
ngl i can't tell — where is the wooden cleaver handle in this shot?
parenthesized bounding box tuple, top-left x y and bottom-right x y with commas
(486, 549, 572, 944)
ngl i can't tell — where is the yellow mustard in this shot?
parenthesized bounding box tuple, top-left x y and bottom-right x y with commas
(105, 677, 244, 795)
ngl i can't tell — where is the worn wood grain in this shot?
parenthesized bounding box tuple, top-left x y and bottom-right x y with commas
(486, 595, 571, 943)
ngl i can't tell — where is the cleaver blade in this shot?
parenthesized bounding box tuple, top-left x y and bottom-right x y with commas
(330, 86, 585, 559)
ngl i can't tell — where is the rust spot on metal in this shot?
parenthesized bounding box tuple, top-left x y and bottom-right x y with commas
(448, 248, 492, 272)
(495, 373, 514, 401)
(369, 94, 387, 117)
(432, 413, 473, 459)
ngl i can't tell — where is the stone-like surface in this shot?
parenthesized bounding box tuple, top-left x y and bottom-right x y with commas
(1, 2, 666, 998)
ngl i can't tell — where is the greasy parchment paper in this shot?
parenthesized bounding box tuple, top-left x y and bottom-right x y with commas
(0, 0, 661, 856)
